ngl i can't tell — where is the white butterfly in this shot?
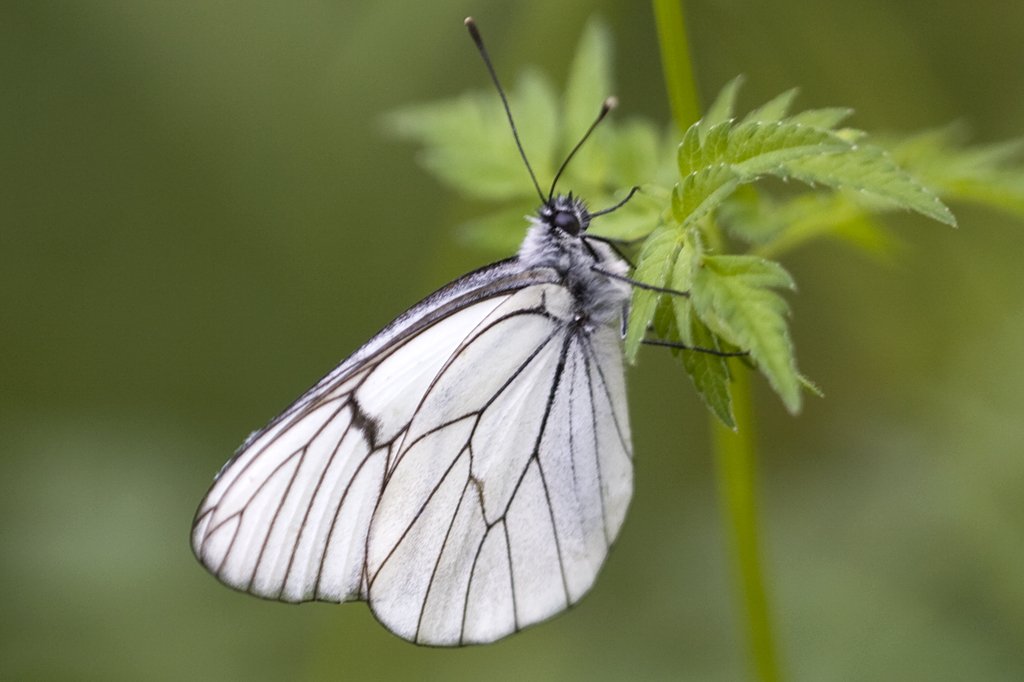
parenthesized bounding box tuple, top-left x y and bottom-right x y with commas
(192, 18, 643, 646)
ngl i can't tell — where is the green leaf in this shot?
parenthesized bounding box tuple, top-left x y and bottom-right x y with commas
(386, 71, 559, 200)
(681, 318, 736, 428)
(728, 122, 848, 174)
(606, 119, 665, 186)
(652, 293, 735, 428)
(722, 191, 902, 259)
(798, 373, 824, 398)
(668, 84, 958, 239)
(740, 87, 798, 124)
(667, 253, 736, 426)
(672, 164, 741, 227)
(887, 125, 1024, 217)
(513, 68, 561, 180)
(672, 119, 853, 231)
(672, 116, 956, 233)
(561, 17, 614, 183)
(586, 185, 665, 242)
(677, 120, 848, 188)
(782, 147, 956, 226)
(680, 120, 849, 177)
(624, 226, 682, 362)
(564, 18, 613, 146)
(676, 123, 703, 176)
(690, 254, 802, 413)
(703, 75, 744, 132)
(669, 241, 698, 346)
(787, 107, 854, 129)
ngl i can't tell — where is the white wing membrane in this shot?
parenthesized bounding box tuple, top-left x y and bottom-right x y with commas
(192, 277, 526, 603)
(192, 266, 633, 646)
(192, 390, 388, 602)
(366, 285, 633, 644)
(584, 331, 634, 536)
(355, 298, 508, 444)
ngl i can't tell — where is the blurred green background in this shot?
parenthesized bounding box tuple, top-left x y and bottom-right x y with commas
(3, 1, 1023, 680)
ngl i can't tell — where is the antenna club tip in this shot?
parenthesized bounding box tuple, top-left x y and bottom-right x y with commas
(464, 17, 481, 41)
(603, 96, 619, 112)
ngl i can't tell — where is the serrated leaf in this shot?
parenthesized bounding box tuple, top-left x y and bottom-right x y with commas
(703, 76, 744, 135)
(834, 127, 869, 143)
(714, 188, 780, 245)
(681, 317, 735, 428)
(677, 124, 703, 176)
(951, 138, 1024, 167)
(723, 191, 901, 259)
(741, 87, 798, 124)
(624, 226, 682, 361)
(672, 164, 741, 227)
(387, 95, 517, 198)
(700, 254, 796, 289)
(586, 186, 664, 242)
(704, 123, 732, 167)
(650, 291, 735, 427)
(681, 108, 955, 228)
(783, 146, 956, 225)
(673, 86, 958, 245)
(678, 120, 848, 179)
(943, 174, 1024, 215)
(690, 254, 802, 413)
(669, 245, 698, 345)
(787, 107, 854, 129)
(799, 373, 824, 398)
(386, 71, 559, 201)
(887, 126, 1024, 217)
(728, 122, 848, 174)
(883, 124, 966, 161)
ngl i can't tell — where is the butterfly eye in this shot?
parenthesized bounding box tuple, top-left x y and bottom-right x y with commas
(552, 210, 581, 235)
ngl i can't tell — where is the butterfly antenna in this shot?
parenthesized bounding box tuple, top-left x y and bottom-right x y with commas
(465, 17, 545, 204)
(548, 96, 616, 201)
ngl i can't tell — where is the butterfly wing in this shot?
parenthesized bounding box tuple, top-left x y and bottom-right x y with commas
(191, 260, 559, 602)
(191, 261, 633, 645)
(365, 282, 633, 645)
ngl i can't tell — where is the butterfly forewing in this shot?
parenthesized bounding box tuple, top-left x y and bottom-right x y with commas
(191, 264, 563, 604)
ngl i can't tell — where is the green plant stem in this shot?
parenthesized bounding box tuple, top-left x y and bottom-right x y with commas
(652, 0, 701, 129)
(713, 366, 781, 682)
(651, 3, 782, 680)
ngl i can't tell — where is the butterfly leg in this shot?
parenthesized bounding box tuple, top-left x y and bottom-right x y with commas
(641, 337, 749, 357)
(591, 266, 690, 297)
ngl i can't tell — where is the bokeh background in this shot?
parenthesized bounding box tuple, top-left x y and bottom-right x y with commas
(3, 1, 1023, 680)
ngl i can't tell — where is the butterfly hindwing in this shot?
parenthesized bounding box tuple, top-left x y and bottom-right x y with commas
(365, 285, 633, 645)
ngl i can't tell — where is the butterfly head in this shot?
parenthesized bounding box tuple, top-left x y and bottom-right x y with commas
(539, 193, 591, 238)
(519, 193, 603, 270)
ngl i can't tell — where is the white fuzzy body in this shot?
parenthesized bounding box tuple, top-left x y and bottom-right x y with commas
(517, 215, 631, 332)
